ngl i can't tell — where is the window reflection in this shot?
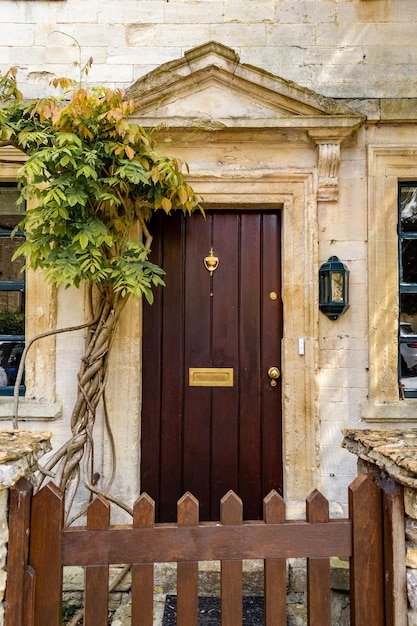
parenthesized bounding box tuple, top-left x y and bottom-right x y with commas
(401, 186, 417, 232)
(0, 341, 24, 387)
(402, 239, 417, 283)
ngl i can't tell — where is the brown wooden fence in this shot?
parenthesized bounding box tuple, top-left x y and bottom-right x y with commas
(4, 473, 392, 626)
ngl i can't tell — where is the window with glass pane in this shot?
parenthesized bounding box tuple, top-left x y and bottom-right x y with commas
(0, 183, 25, 396)
(398, 183, 417, 397)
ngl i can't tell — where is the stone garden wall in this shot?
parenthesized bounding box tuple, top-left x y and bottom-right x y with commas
(0, 430, 51, 626)
(343, 429, 417, 626)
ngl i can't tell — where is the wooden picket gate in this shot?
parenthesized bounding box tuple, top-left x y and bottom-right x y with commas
(4, 473, 397, 626)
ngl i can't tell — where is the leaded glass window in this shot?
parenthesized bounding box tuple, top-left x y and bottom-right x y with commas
(399, 182, 417, 398)
(0, 183, 25, 396)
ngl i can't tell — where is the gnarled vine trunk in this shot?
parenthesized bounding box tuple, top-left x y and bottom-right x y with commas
(35, 286, 130, 521)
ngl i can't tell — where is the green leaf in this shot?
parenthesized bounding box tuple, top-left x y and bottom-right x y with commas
(78, 233, 89, 249)
(76, 165, 98, 180)
(1, 72, 202, 300)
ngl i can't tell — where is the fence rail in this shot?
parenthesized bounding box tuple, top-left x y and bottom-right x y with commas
(5, 473, 387, 626)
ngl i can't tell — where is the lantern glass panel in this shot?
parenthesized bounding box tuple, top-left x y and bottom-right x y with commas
(320, 274, 329, 302)
(331, 272, 344, 303)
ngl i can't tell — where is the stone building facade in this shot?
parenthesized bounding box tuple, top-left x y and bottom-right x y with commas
(1, 0, 417, 519)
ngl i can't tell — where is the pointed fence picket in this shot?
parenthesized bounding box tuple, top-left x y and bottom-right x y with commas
(5, 473, 388, 626)
(306, 489, 331, 626)
(132, 492, 155, 626)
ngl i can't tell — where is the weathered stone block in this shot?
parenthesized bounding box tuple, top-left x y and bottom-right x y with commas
(407, 542, 417, 569)
(276, 0, 335, 24)
(266, 24, 316, 47)
(125, 24, 155, 46)
(406, 518, 417, 543)
(288, 559, 306, 593)
(407, 569, 417, 611)
(330, 557, 350, 592)
(98, 0, 163, 24)
(331, 589, 350, 626)
(409, 608, 417, 626)
(165, 1, 223, 23)
(224, 0, 274, 22)
(1, 24, 34, 46)
(56, 0, 98, 23)
(405, 487, 417, 520)
(154, 23, 212, 47)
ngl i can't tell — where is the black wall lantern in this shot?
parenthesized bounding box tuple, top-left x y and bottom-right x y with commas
(319, 256, 350, 320)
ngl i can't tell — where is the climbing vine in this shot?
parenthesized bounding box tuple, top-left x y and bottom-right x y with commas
(0, 62, 202, 519)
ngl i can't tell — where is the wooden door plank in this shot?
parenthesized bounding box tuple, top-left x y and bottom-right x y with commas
(211, 213, 240, 517)
(177, 493, 199, 626)
(141, 212, 164, 511)
(4, 477, 32, 626)
(239, 213, 263, 519)
(381, 477, 407, 626)
(349, 474, 384, 626)
(159, 213, 188, 521)
(263, 490, 287, 626)
(131, 493, 155, 626)
(220, 491, 243, 626)
(306, 490, 331, 626)
(183, 213, 212, 519)
(261, 212, 283, 498)
(84, 496, 110, 626)
(29, 483, 64, 626)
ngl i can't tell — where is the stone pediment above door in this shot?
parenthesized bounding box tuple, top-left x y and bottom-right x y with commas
(126, 42, 365, 201)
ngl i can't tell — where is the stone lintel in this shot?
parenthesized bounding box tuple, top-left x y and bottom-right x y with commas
(0, 430, 52, 489)
(342, 428, 417, 489)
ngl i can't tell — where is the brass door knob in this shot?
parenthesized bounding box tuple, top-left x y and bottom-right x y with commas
(268, 366, 280, 386)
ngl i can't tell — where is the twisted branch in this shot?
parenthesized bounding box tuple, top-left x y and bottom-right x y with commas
(13, 314, 102, 427)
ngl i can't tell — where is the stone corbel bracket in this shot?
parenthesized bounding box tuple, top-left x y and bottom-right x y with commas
(308, 128, 360, 202)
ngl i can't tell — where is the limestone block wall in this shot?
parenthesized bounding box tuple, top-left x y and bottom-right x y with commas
(1, 0, 417, 99)
(317, 126, 368, 510)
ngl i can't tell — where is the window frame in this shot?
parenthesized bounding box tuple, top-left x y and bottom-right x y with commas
(0, 182, 25, 396)
(0, 147, 60, 419)
(364, 146, 417, 422)
(398, 181, 417, 398)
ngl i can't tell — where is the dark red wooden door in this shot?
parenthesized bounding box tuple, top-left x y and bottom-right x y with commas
(141, 210, 282, 521)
